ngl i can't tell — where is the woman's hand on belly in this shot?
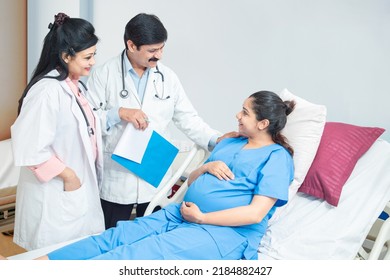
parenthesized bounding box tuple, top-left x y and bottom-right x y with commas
(180, 201, 205, 224)
(204, 161, 234, 181)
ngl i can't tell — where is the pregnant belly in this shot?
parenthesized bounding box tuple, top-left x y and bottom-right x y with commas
(184, 177, 253, 213)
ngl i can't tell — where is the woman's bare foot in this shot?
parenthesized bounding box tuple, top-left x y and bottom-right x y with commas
(0, 254, 8, 260)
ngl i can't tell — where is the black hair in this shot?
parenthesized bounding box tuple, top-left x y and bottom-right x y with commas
(17, 13, 98, 114)
(123, 13, 168, 49)
(249, 90, 296, 156)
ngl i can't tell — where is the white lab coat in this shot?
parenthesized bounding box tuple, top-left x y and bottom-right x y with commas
(86, 52, 219, 204)
(11, 70, 105, 251)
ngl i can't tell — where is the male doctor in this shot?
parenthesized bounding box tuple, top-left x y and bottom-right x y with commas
(87, 13, 234, 229)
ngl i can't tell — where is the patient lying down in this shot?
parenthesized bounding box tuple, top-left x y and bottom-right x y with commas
(1, 90, 295, 260)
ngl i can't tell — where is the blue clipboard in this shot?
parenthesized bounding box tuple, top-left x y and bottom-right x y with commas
(111, 131, 179, 188)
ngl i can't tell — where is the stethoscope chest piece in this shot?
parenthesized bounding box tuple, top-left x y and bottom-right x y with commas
(119, 89, 129, 99)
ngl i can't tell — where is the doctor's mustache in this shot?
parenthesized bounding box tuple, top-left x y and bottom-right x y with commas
(149, 57, 159, 62)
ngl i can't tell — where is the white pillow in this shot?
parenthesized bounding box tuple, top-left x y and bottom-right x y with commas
(270, 89, 327, 223)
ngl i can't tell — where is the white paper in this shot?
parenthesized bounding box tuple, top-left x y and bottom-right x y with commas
(113, 123, 153, 163)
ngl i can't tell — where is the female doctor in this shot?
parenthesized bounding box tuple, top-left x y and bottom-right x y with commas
(86, 13, 234, 228)
(11, 13, 105, 251)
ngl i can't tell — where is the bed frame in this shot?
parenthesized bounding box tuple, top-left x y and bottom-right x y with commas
(0, 139, 19, 234)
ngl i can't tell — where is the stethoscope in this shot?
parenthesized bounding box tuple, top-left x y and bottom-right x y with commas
(39, 76, 94, 137)
(76, 80, 95, 137)
(119, 50, 169, 100)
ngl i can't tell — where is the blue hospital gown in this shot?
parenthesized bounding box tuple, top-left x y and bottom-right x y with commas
(48, 137, 293, 260)
(182, 137, 293, 259)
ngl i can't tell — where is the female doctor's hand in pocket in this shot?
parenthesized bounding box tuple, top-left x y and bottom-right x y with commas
(58, 167, 81, 191)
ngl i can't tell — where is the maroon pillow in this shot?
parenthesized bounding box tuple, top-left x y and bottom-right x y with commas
(298, 122, 385, 206)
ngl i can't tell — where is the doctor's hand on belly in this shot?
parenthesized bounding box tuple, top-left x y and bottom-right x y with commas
(119, 107, 149, 130)
(58, 167, 81, 192)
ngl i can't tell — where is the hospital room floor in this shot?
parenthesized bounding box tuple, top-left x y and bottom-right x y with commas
(0, 231, 26, 257)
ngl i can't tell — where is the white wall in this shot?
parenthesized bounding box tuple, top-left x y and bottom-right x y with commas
(27, 0, 81, 78)
(28, 0, 390, 141)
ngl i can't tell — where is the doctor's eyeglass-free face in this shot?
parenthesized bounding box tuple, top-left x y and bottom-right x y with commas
(126, 41, 165, 70)
(63, 46, 97, 80)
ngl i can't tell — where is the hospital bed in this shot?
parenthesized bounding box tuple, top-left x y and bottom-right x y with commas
(145, 90, 390, 260)
(0, 139, 20, 234)
(7, 137, 390, 260)
(5, 90, 390, 260)
(149, 138, 390, 260)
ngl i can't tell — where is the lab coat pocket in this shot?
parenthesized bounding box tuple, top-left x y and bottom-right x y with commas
(61, 182, 88, 222)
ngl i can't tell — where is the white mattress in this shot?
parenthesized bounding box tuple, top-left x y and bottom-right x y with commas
(258, 138, 390, 259)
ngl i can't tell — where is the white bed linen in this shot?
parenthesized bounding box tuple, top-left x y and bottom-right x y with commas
(258, 138, 390, 259)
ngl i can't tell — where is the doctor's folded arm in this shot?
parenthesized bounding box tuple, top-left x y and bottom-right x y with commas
(86, 13, 237, 229)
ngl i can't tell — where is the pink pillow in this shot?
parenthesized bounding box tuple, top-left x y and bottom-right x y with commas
(298, 122, 385, 206)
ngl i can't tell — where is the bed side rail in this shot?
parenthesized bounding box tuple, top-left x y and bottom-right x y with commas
(144, 144, 207, 216)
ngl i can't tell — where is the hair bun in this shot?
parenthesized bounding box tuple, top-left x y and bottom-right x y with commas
(48, 12, 69, 29)
(284, 100, 296, 116)
(54, 12, 69, 25)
